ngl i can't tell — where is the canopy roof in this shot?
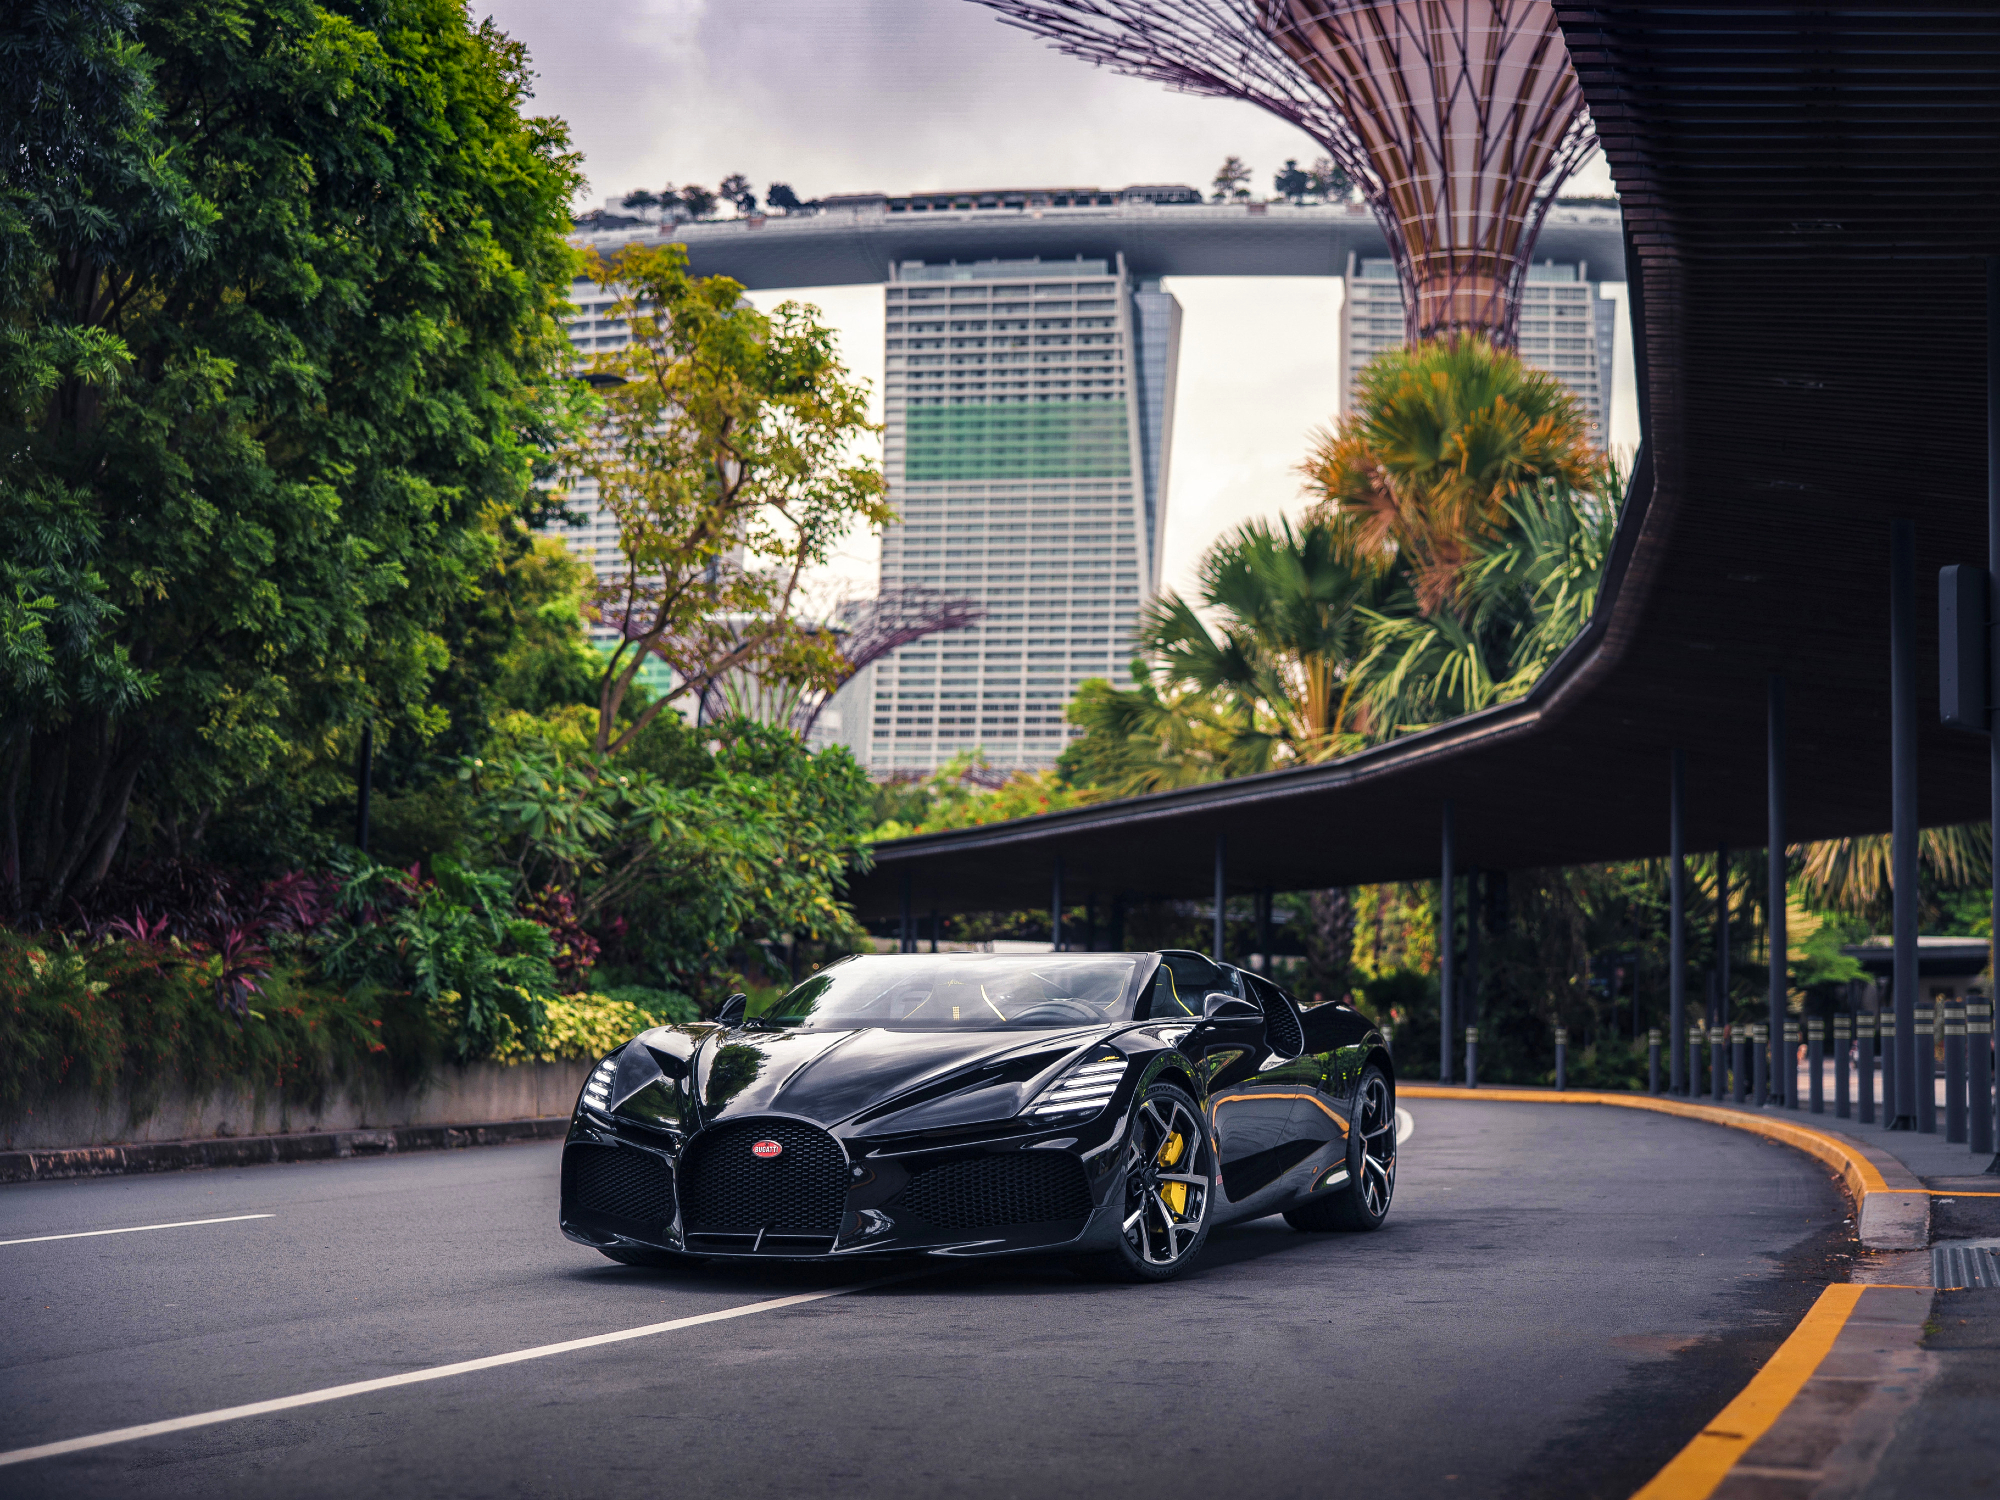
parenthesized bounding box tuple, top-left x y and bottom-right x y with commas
(849, 2, 2000, 919)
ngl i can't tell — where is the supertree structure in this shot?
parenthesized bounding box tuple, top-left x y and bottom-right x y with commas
(975, 0, 1596, 346)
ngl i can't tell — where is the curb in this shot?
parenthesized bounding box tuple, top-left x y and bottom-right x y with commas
(1400, 1086, 1929, 1250)
(0, 1116, 571, 1185)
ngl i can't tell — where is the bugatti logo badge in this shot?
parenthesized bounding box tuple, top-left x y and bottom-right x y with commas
(751, 1139, 782, 1159)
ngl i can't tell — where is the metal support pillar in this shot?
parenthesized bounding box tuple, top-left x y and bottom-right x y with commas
(1946, 1002, 1968, 1143)
(1768, 675, 1788, 1107)
(1669, 751, 1687, 1096)
(1988, 253, 2000, 1161)
(1859, 1012, 1877, 1124)
(1892, 518, 1920, 1127)
(1971, 996, 1995, 1157)
(1050, 857, 1064, 954)
(1211, 834, 1226, 963)
(1835, 1015, 1852, 1119)
(1441, 802, 1456, 1084)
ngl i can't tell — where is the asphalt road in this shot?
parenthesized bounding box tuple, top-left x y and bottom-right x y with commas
(0, 1100, 1851, 1500)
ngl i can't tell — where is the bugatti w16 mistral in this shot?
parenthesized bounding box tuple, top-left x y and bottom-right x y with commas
(560, 950, 1395, 1280)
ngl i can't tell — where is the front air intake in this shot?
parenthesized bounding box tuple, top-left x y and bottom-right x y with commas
(568, 1144, 674, 1228)
(679, 1119, 849, 1237)
(887, 1151, 1093, 1232)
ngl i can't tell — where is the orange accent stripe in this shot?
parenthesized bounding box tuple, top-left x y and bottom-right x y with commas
(1209, 1091, 1350, 1135)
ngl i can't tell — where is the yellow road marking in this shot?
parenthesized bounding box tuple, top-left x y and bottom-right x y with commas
(1630, 1283, 1868, 1500)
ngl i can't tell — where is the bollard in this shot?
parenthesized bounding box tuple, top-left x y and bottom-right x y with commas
(1881, 1022, 1897, 1127)
(1944, 1003, 1966, 1144)
(1555, 1026, 1568, 1092)
(1465, 1026, 1479, 1090)
(1732, 1025, 1748, 1105)
(1858, 1012, 1877, 1125)
(1753, 1023, 1768, 1105)
(1792, 1016, 1808, 1112)
(1834, 1014, 1852, 1119)
(1687, 1022, 1705, 1098)
(1711, 1024, 1727, 1103)
(1808, 1017, 1824, 1114)
(1916, 1004, 1937, 1134)
(1970, 998, 1994, 1157)
(1648, 1027, 1662, 1095)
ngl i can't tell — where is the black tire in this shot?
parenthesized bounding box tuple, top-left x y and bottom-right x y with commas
(1073, 1080, 1216, 1283)
(1285, 1065, 1395, 1233)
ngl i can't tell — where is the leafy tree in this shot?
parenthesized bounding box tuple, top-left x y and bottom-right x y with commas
(565, 242, 890, 760)
(1307, 157, 1354, 203)
(1211, 155, 1252, 202)
(1274, 159, 1311, 203)
(1354, 475, 1618, 736)
(0, 0, 581, 919)
(719, 172, 757, 215)
(621, 188, 661, 216)
(868, 752, 1100, 839)
(1059, 669, 1246, 796)
(1301, 336, 1598, 613)
(677, 183, 718, 220)
(766, 183, 805, 214)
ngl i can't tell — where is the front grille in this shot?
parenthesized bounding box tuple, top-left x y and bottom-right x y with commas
(887, 1151, 1092, 1231)
(679, 1119, 848, 1236)
(570, 1145, 674, 1226)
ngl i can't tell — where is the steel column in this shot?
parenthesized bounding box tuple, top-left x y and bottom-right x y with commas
(1768, 675, 1788, 1106)
(1051, 856, 1064, 954)
(1988, 253, 2000, 1159)
(1441, 801, 1456, 1084)
(1892, 518, 1920, 1128)
(1211, 834, 1226, 962)
(1670, 751, 1687, 1096)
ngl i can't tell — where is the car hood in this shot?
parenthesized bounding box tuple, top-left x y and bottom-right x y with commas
(690, 1024, 1109, 1133)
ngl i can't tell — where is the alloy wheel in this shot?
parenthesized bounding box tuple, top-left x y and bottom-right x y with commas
(1120, 1094, 1212, 1266)
(1354, 1073, 1396, 1217)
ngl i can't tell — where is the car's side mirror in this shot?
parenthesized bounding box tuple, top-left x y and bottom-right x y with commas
(1200, 991, 1261, 1023)
(715, 992, 748, 1026)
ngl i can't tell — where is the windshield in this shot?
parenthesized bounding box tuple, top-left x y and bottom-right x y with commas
(756, 954, 1148, 1030)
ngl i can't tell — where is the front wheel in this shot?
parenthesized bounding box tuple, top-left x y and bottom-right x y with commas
(1285, 1065, 1395, 1233)
(1074, 1081, 1216, 1283)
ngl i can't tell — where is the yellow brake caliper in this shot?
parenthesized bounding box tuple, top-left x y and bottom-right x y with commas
(1156, 1131, 1188, 1215)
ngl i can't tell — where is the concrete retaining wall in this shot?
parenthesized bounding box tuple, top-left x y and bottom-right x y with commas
(0, 1060, 591, 1153)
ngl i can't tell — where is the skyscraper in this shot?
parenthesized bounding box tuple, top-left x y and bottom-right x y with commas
(1338, 254, 1617, 445)
(844, 253, 1182, 775)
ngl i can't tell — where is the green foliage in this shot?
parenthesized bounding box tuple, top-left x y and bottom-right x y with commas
(0, 929, 427, 1116)
(868, 752, 1102, 840)
(316, 856, 558, 1062)
(1, 0, 583, 914)
(562, 242, 892, 758)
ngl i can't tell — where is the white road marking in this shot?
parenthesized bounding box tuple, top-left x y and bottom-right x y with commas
(1395, 1107, 1414, 1144)
(0, 1215, 275, 1248)
(0, 1275, 908, 1469)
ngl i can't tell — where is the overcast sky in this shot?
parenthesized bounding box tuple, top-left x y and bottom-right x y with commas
(483, 0, 1633, 602)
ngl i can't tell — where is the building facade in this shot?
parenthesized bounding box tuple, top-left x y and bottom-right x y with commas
(839, 253, 1182, 776)
(1338, 252, 1618, 446)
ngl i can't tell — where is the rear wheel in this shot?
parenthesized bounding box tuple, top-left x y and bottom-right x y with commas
(1074, 1081, 1215, 1283)
(1285, 1066, 1395, 1233)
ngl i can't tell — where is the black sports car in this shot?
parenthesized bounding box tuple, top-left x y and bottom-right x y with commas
(559, 949, 1396, 1280)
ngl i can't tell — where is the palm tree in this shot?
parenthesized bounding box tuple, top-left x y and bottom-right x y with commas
(1353, 475, 1619, 737)
(1794, 825, 1990, 921)
(1060, 670, 1256, 796)
(1301, 336, 1599, 614)
(1141, 515, 1382, 764)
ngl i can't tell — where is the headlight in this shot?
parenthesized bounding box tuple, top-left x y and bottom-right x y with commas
(581, 1054, 618, 1112)
(1029, 1053, 1128, 1122)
